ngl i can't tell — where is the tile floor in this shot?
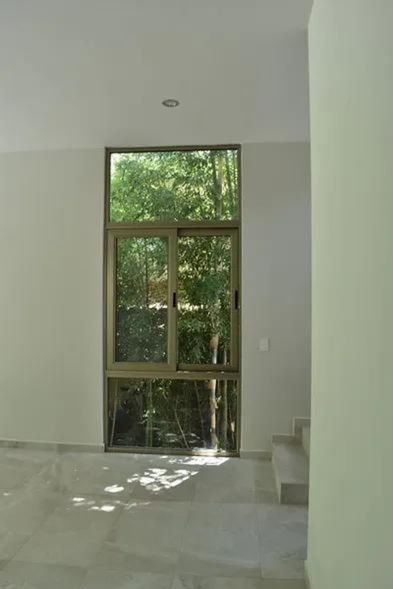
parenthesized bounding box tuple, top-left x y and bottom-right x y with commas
(0, 448, 308, 588)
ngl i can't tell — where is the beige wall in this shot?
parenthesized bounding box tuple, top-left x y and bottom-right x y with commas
(308, 1, 393, 588)
(0, 149, 104, 446)
(0, 143, 311, 451)
(241, 143, 311, 452)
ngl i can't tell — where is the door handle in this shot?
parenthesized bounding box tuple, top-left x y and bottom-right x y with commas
(234, 290, 239, 310)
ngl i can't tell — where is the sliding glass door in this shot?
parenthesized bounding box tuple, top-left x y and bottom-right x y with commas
(107, 228, 239, 372)
(106, 229, 177, 372)
(177, 229, 239, 370)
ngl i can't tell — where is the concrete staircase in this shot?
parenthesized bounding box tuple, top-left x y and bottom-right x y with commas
(272, 417, 310, 505)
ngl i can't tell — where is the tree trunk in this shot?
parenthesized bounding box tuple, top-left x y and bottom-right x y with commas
(146, 380, 153, 447)
(142, 242, 154, 447)
(174, 398, 189, 448)
(208, 152, 225, 450)
(224, 151, 235, 216)
(220, 348, 228, 450)
(143, 241, 150, 307)
(110, 379, 120, 447)
(210, 153, 223, 218)
(194, 381, 206, 448)
(209, 335, 219, 449)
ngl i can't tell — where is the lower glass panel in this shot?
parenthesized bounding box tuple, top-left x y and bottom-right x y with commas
(108, 378, 238, 452)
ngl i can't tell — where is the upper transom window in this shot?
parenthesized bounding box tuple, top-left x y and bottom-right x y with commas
(109, 147, 239, 223)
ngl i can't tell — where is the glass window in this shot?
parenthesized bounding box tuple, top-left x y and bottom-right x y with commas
(178, 234, 232, 366)
(109, 148, 239, 222)
(108, 378, 238, 452)
(115, 236, 169, 363)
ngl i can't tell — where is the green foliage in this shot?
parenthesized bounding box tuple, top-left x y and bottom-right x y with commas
(178, 235, 231, 365)
(110, 149, 238, 222)
(109, 379, 238, 451)
(116, 237, 168, 362)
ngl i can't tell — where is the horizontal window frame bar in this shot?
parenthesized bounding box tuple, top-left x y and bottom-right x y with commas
(177, 363, 237, 372)
(106, 221, 240, 231)
(105, 370, 240, 381)
(106, 144, 241, 155)
(177, 226, 238, 236)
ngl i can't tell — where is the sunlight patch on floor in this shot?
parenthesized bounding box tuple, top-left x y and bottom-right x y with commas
(71, 497, 118, 512)
(127, 467, 198, 492)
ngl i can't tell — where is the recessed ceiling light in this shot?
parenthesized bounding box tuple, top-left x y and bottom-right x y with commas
(162, 98, 180, 108)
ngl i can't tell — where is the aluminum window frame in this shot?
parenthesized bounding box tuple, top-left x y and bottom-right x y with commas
(104, 145, 242, 455)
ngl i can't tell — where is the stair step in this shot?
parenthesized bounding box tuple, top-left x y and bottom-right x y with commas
(302, 425, 310, 458)
(272, 433, 299, 444)
(272, 441, 309, 505)
(293, 416, 311, 438)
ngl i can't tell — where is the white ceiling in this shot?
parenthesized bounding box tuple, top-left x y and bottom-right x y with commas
(0, 0, 312, 152)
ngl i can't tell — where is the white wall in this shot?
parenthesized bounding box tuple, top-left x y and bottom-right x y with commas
(0, 149, 104, 446)
(0, 144, 311, 451)
(241, 143, 311, 452)
(308, 2, 393, 588)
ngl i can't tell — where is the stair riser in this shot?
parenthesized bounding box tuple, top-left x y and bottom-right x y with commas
(293, 417, 311, 438)
(272, 434, 300, 444)
(272, 454, 282, 500)
(302, 426, 311, 458)
(272, 440, 310, 506)
(272, 458, 309, 506)
(281, 483, 309, 505)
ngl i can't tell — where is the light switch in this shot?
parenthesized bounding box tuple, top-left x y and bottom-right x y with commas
(259, 338, 270, 352)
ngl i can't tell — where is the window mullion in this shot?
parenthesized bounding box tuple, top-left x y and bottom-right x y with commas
(168, 228, 178, 371)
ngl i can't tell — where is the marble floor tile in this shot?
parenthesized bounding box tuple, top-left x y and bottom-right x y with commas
(0, 451, 52, 493)
(193, 477, 256, 504)
(127, 466, 198, 501)
(81, 569, 173, 589)
(253, 461, 277, 489)
(255, 488, 279, 505)
(258, 505, 308, 579)
(0, 482, 62, 536)
(178, 503, 261, 578)
(0, 531, 30, 561)
(158, 455, 232, 468)
(92, 500, 190, 574)
(254, 461, 279, 505)
(0, 562, 85, 589)
(0, 448, 55, 465)
(193, 459, 257, 503)
(49, 453, 139, 498)
(0, 449, 308, 586)
(13, 495, 124, 568)
(172, 576, 306, 589)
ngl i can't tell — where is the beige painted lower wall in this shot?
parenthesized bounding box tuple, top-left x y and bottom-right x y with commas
(0, 149, 104, 445)
(0, 143, 311, 451)
(241, 143, 311, 452)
